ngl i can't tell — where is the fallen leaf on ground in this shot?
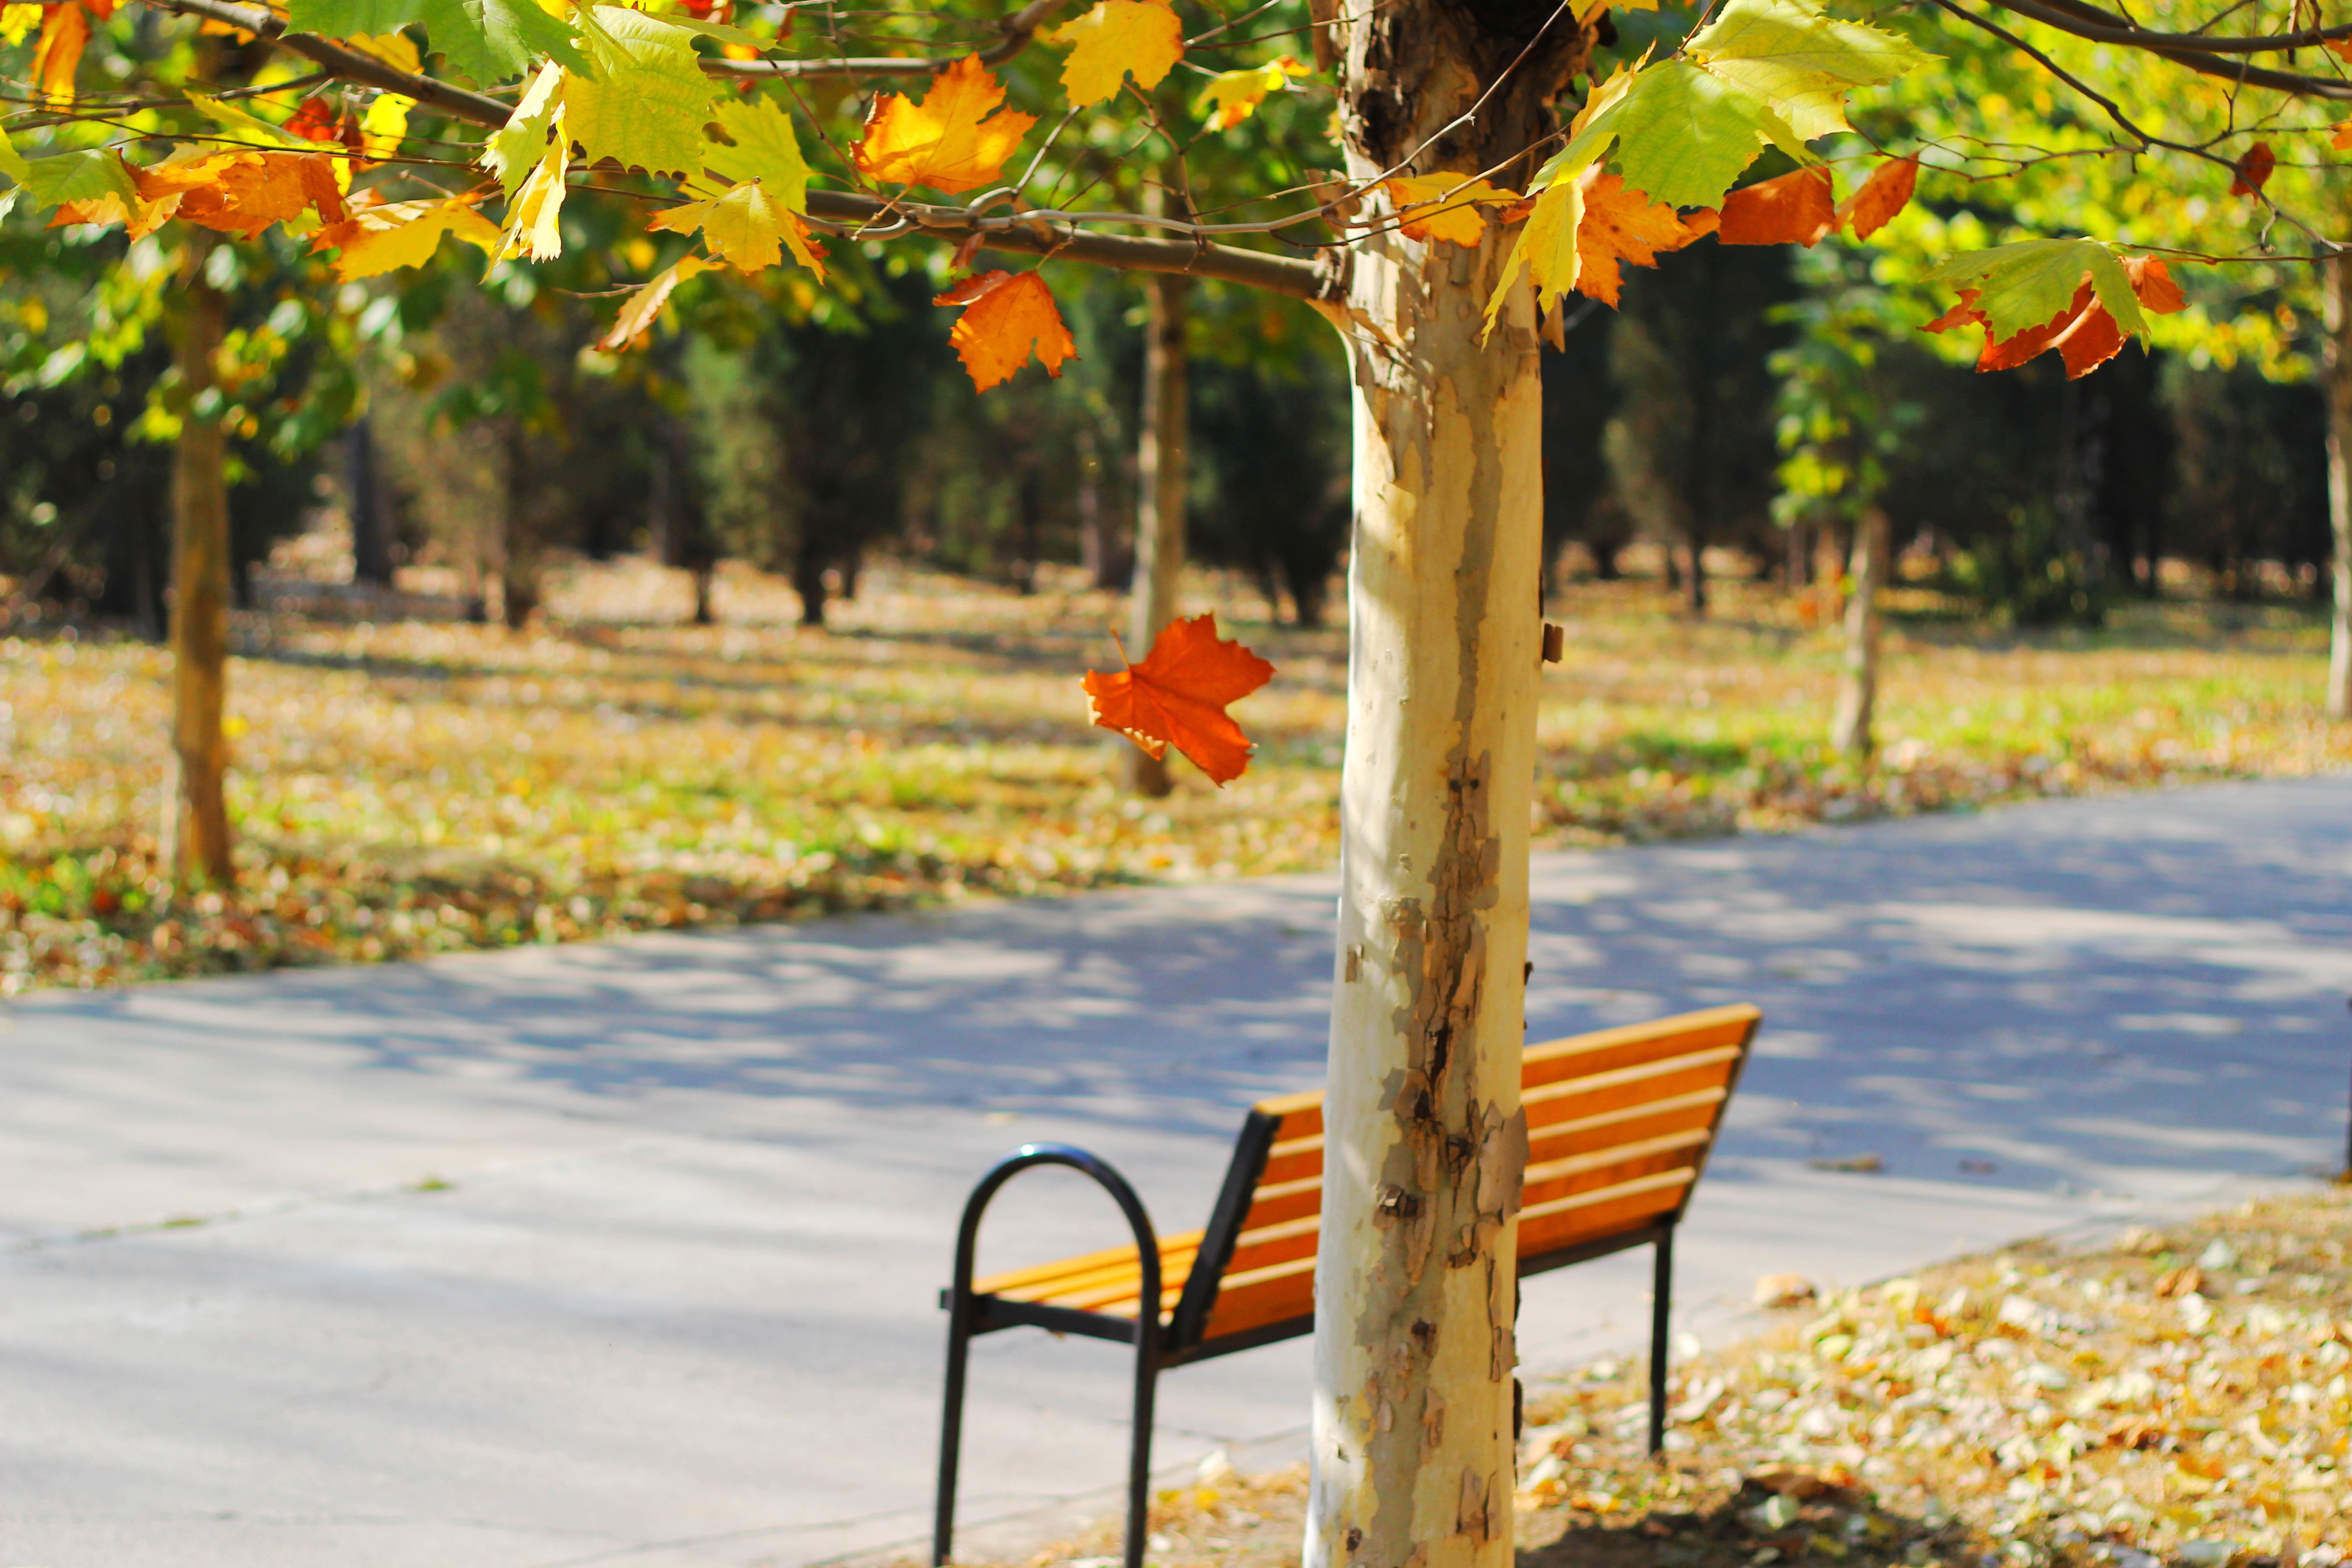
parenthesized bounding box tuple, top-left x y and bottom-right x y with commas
(1082, 612, 1276, 786)
(1754, 1272, 1818, 1308)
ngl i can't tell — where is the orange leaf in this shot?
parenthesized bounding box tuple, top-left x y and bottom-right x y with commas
(2333, 119, 2352, 151)
(33, 2, 90, 105)
(2123, 254, 2185, 316)
(286, 95, 340, 143)
(852, 54, 1037, 195)
(132, 151, 347, 239)
(1573, 167, 1696, 307)
(1081, 612, 1275, 786)
(1926, 258, 2184, 382)
(934, 270, 1076, 391)
(2229, 142, 2274, 196)
(1384, 172, 1518, 247)
(1837, 156, 1916, 241)
(1717, 166, 1834, 246)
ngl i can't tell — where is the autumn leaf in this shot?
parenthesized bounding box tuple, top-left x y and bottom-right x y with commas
(648, 179, 825, 274)
(2228, 142, 2274, 197)
(483, 60, 561, 198)
(853, 54, 1037, 194)
(360, 92, 413, 161)
(704, 94, 815, 213)
(600, 254, 719, 350)
(1384, 172, 1519, 247)
(1192, 55, 1307, 131)
(1483, 174, 1582, 339)
(563, 5, 717, 178)
(286, 96, 341, 143)
(0, 2, 39, 44)
(1047, 0, 1182, 107)
(1836, 155, 1916, 240)
(33, 1, 91, 105)
(313, 192, 500, 278)
(497, 135, 567, 260)
(1926, 252, 2185, 380)
(1570, 167, 1697, 305)
(1081, 612, 1276, 787)
(2334, 119, 2352, 151)
(137, 151, 348, 238)
(1715, 165, 1833, 245)
(934, 269, 1077, 391)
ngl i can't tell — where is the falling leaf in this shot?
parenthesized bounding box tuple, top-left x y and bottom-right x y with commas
(1571, 167, 1697, 304)
(1836, 154, 1916, 240)
(1715, 165, 1833, 245)
(1926, 252, 2185, 380)
(1192, 56, 1307, 130)
(2228, 142, 2274, 196)
(313, 192, 500, 277)
(648, 179, 824, 274)
(600, 254, 719, 349)
(1383, 172, 1519, 247)
(563, 5, 718, 177)
(1081, 612, 1276, 786)
(934, 269, 1077, 391)
(32, 2, 91, 105)
(853, 54, 1037, 194)
(1047, 0, 1182, 107)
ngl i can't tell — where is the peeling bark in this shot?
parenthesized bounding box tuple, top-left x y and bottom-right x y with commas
(1310, 6, 1586, 1565)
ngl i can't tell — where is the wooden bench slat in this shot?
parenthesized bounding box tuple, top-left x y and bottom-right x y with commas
(1200, 1251, 1317, 1340)
(1219, 1210, 1322, 1279)
(1522, 1045, 1744, 1126)
(976, 1230, 1202, 1299)
(1258, 1135, 1324, 1188)
(1521, 1005, 1761, 1089)
(1527, 1085, 1727, 1147)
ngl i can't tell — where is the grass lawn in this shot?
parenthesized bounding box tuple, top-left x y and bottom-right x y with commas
(966, 1187, 2352, 1568)
(1, 553, 2344, 994)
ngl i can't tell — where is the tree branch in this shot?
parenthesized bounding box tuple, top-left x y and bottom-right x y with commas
(705, 0, 1068, 78)
(146, 0, 518, 125)
(1989, 0, 2352, 97)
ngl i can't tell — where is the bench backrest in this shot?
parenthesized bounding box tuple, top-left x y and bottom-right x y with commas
(1168, 1004, 1760, 1353)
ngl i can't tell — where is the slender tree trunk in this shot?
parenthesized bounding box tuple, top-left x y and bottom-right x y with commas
(165, 236, 235, 884)
(1831, 506, 1888, 758)
(499, 422, 541, 629)
(345, 418, 394, 587)
(2325, 257, 2352, 720)
(1123, 253, 1189, 797)
(1309, 12, 1584, 1568)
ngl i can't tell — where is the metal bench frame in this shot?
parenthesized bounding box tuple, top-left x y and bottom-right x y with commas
(933, 1141, 1681, 1568)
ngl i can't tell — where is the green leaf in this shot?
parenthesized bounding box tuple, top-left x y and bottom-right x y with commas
(1922, 237, 2120, 339)
(1686, 0, 1934, 141)
(563, 6, 715, 177)
(483, 59, 562, 197)
(0, 122, 31, 186)
(22, 148, 139, 211)
(705, 93, 810, 210)
(288, 0, 582, 82)
(1606, 60, 1808, 210)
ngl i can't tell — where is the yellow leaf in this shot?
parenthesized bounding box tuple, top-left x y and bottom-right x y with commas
(1483, 175, 1582, 341)
(129, 148, 347, 239)
(1383, 172, 1517, 247)
(706, 93, 812, 212)
(933, 269, 1076, 391)
(563, 6, 716, 177)
(314, 193, 500, 278)
(0, 3, 41, 45)
(1046, 0, 1181, 107)
(600, 254, 718, 350)
(345, 30, 421, 72)
(360, 91, 413, 160)
(852, 54, 1037, 194)
(1578, 0, 1658, 20)
(498, 135, 567, 260)
(1191, 55, 1306, 130)
(33, 2, 90, 106)
(0, 120, 28, 186)
(648, 178, 823, 274)
(483, 61, 562, 197)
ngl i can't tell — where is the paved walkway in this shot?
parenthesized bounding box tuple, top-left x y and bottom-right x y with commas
(3, 779, 2348, 1568)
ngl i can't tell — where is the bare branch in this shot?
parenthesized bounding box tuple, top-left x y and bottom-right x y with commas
(1988, 0, 2352, 97)
(706, 0, 1066, 78)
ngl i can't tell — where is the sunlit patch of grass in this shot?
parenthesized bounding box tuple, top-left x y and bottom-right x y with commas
(0, 558, 2343, 994)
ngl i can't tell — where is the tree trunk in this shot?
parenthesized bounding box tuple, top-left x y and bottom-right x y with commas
(1308, 10, 1583, 1568)
(345, 418, 395, 587)
(1831, 506, 1888, 758)
(2326, 257, 2352, 720)
(1123, 258, 1189, 798)
(498, 422, 541, 630)
(165, 236, 235, 885)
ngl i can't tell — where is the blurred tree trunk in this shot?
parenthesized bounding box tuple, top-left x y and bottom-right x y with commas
(345, 418, 394, 587)
(2325, 257, 2352, 720)
(1123, 211, 1189, 798)
(498, 421, 541, 629)
(165, 235, 235, 884)
(1832, 505, 1888, 757)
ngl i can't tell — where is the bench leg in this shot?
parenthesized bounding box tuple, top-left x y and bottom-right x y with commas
(1123, 1331, 1161, 1568)
(1648, 1224, 1675, 1457)
(934, 1285, 976, 1567)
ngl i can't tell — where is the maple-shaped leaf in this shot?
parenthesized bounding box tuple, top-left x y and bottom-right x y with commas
(705, 94, 815, 212)
(1926, 251, 2184, 380)
(136, 150, 348, 238)
(649, 179, 825, 274)
(1922, 237, 2152, 343)
(1715, 164, 1833, 245)
(314, 191, 499, 277)
(853, 54, 1037, 194)
(483, 61, 561, 198)
(1483, 173, 1583, 339)
(32, 2, 91, 105)
(2229, 142, 2275, 197)
(601, 254, 719, 350)
(1047, 0, 1182, 107)
(1589, 60, 1813, 211)
(1836, 155, 1916, 240)
(1082, 612, 1275, 787)
(564, 7, 717, 178)
(26, 148, 156, 232)
(1683, 0, 1935, 141)
(1384, 172, 1519, 247)
(935, 270, 1077, 391)
(286, 0, 581, 82)
(1571, 167, 1696, 304)
(1193, 56, 1307, 130)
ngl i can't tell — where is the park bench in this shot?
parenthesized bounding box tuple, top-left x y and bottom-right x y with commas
(931, 1002, 1761, 1568)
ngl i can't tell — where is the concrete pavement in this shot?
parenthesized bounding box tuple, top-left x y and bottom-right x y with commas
(3, 778, 2348, 1568)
